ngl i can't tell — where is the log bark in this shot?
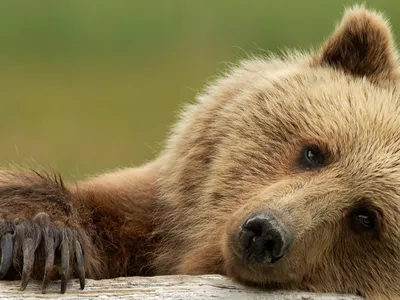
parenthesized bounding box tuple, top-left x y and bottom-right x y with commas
(0, 275, 363, 300)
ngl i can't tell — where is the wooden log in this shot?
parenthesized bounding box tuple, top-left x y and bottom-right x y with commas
(0, 275, 363, 300)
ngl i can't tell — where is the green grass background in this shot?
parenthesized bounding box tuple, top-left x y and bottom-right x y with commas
(0, 0, 398, 179)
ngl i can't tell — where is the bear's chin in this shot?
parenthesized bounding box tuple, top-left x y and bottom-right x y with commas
(226, 263, 301, 292)
(223, 246, 297, 289)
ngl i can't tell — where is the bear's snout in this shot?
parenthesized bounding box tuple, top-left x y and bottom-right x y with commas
(239, 212, 292, 264)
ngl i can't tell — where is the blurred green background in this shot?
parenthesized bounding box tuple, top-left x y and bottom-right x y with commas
(0, 0, 397, 180)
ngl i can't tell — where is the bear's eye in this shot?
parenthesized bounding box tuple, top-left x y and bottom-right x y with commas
(349, 208, 378, 234)
(299, 145, 325, 169)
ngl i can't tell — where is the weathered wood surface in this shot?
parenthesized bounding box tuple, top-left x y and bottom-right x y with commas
(0, 275, 363, 300)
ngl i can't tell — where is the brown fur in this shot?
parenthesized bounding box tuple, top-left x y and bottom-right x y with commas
(1, 4, 400, 299)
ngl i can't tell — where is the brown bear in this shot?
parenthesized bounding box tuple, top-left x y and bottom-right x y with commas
(0, 4, 399, 300)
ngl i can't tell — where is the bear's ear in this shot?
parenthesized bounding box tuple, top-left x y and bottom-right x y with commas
(315, 6, 399, 82)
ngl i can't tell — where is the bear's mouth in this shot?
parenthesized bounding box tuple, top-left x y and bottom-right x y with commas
(228, 232, 278, 271)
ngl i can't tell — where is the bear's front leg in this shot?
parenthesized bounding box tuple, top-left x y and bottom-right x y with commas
(0, 170, 102, 293)
(0, 161, 160, 293)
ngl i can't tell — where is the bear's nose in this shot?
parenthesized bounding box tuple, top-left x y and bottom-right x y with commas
(239, 212, 292, 264)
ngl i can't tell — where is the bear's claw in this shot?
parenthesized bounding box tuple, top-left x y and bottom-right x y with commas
(0, 213, 86, 294)
(0, 231, 13, 279)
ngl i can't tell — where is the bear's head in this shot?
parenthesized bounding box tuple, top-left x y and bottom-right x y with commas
(157, 5, 400, 299)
